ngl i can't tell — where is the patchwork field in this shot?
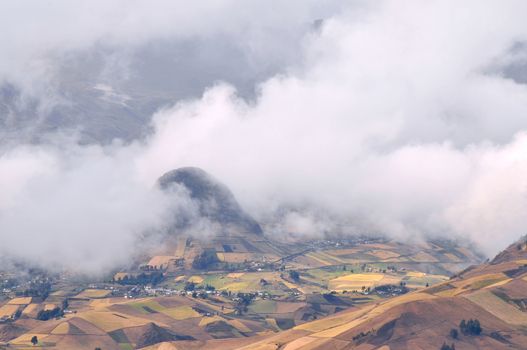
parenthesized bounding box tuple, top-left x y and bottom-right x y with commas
(229, 238, 527, 350)
(77, 310, 157, 332)
(162, 305, 201, 320)
(0, 237, 485, 350)
(76, 289, 112, 299)
(147, 256, 175, 269)
(7, 297, 32, 305)
(328, 273, 384, 290)
(0, 304, 19, 318)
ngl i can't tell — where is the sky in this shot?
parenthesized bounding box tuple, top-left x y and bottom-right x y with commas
(2, 1, 527, 273)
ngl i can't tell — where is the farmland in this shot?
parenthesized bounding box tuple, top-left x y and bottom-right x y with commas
(0, 236, 481, 349)
(227, 238, 527, 350)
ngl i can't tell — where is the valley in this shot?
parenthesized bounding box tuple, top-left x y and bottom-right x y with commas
(0, 234, 481, 349)
(0, 167, 485, 349)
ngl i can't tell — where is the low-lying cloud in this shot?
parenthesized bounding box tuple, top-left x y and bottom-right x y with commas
(137, 1, 527, 255)
(2, 1, 527, 272)
(0, 142, 171, 274)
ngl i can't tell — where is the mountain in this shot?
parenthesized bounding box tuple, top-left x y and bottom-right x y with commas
(155, 167, 283, 271)
(158, 167, 263, 235)
(233, 237, 527, 349)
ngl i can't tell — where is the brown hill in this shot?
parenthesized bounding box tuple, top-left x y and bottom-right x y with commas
(158, 167, 263, 236)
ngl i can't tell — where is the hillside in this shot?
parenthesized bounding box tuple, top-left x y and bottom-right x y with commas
(220, 237, 527, 350)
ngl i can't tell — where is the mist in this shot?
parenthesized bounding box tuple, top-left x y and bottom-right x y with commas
(2, 1, 527, 272)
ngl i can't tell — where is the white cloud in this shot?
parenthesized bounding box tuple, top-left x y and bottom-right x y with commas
(137, 1, 527, 255)
(3, 1, 527, 273)
(0, 142, 173, 274)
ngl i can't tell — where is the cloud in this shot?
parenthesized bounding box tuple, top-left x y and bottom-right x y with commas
(2, 1, 527, 274)
(0, 141, 174, 274)
(0, 0, 341, 99)
(136, 1, 527, 255)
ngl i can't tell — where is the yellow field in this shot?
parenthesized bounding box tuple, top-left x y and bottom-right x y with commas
(22, 303, 38, 315)
(188, 275, 204, 284)
(368, 250, 400, 260)
(199, 315, 224, 326)
(376, 292, 436, 313)
(44, 303, 57, 311)
(51, 322, 71, 335)
(174, 275, 186, 282)
(451, 273, 507, 295)
(220, 281, 251, 291)
(7, 297, 32, 305)
(161, 306, 200, 320)
(90, 298, 114, 309)
(0, 304, 19, 318)
(77, 289, 111, 299)
(406, 271, 426, 278)
(77, 310, 156, 332)
(464, 291, 527, 325)
(328, 273, 384, 290)
(227, 272, 245, 278)
(283, 336, 319, 350)
(330, 273, 384, 281)
(148, 255, 175, 268)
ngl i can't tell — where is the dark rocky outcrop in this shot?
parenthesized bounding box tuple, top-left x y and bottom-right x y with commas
(158, 167, 262, 235)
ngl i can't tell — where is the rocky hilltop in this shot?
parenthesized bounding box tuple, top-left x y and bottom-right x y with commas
(158, 167, 263, 235)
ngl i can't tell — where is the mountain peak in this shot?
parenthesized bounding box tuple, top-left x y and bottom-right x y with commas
(158, 167, 263, 235)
